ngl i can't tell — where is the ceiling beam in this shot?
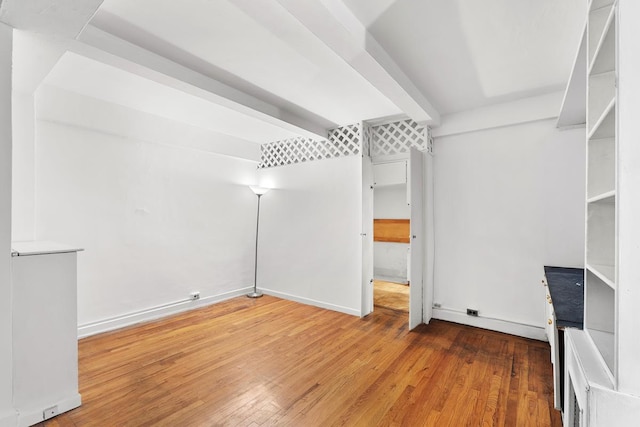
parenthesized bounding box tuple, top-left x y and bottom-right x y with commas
(3, 0, 330, 140)
(265, 0, 440, 126)
(74, 25, 329, 140)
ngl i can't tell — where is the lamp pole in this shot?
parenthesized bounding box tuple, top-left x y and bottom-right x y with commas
(248, 186, 269, 298)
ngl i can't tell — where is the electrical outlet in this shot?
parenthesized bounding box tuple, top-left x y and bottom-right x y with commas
(466, 308, 479, 317)
(43, 405, 58, 420)
(190, 291, 200, 301)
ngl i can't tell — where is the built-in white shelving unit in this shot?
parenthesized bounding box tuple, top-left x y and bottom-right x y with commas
(584, 0, 617, 381)
(564, 0, 640, 427)
(565, 1, 640, 425)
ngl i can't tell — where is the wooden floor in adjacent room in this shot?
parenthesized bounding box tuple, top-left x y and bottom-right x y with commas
(40, 296, 561, 427)
(374, 280, 409, 312)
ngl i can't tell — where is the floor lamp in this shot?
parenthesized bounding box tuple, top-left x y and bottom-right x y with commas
(248, 186, 270, 298)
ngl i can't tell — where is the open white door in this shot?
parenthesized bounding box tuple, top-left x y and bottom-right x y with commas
(361, 141, 374, 317)
(408, 147, 424, 330)
(423, 152, 435, 324)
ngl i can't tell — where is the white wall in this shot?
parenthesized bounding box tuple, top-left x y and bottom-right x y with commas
(432, 119, 585, 337)
(0, 22, 15, 427)
(11, 91, 35, 241)
(33, 92, 262, 334)
(373, 184, 409, 282)
(373, 185, 409, 218)
(258, 156, 362, 315)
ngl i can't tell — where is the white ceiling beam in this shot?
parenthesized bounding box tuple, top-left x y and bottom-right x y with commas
(74, 25, 328, 140)
(3, 0, 329, 140)
(0, 0, 104, 39)
(268, 0, 440, 126)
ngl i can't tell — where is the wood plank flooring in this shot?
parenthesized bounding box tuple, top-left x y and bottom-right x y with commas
(40, 296, 561, 426)
(374, 280, 409, 312)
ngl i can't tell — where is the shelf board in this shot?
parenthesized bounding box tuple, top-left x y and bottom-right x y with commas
(589, 0, 615, 12)
(588, 3, 615, 65)
(590, 19, 615, 75)
(586, 263, 616, 289)
(588, 71, 616, 131)
(587, 190, 616, 204)
(566, 328, 615, 390)
(557, 25, 587, 128)
(588, 5, 616, 75)
(588, 98, 616, 139)
(587, 328, 616, 377)
(587, 137, 615, 199)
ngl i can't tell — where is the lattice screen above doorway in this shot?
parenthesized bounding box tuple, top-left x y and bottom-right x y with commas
(370, 119, 429, 157)
(258, 120, 430, 168)
(259, 124, 361, 169)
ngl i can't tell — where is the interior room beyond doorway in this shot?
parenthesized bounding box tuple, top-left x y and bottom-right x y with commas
(373, 280, 409, 312)
(373, 160, 410, 313)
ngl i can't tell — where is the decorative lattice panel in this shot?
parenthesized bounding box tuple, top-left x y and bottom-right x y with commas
(259, 124, 361, 168)
(327, 123, 361, 155)
(371, 119, 428, 157)
(362, 122, 373, 159)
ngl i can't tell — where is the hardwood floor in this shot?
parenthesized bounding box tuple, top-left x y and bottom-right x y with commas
(374, 280, 409, 312)
(41, 296, 561, 426)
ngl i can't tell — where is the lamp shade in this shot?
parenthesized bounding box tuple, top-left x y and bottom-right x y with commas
(249, 186, 270, 195)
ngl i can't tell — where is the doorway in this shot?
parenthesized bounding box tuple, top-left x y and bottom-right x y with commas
(372, 180, 410, 313)
(363, 147, 427, 329)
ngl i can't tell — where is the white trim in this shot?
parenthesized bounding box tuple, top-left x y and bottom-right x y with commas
(16, 393, 81, 427)
(0, 410, 17, 427)
(261, 288, 361, 317)
(78, 287, 253, 338)
(432, 307, 546, 341)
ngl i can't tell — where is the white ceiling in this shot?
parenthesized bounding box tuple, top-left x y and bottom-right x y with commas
(344, 0, 586, 114)
(91, 0, 403, 128)
(8, 0, 587, 144)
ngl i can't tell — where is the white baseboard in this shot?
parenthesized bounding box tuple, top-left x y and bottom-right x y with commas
(78, 287, 253, 338)
(374, 274, 409, 285)
(261, 288, 360, 317)
(0, 410, 17, 427)
(17, 393, 81, 427)
(432, 307, 546, 341)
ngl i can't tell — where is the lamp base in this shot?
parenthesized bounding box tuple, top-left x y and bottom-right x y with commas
(247, 291, 263, 298)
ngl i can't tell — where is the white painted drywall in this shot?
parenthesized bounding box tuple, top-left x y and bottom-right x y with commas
(37, 85, 261, 162)
(374, 244, 408, 283)
(11, 91, 35, 241)
(34, 100, 261, 329)
(432, 119, 585, 333)
(373, 184, 409, 282)
(257, 156, 362, 315)
(373, 185, 409, 218)
(0, 22, 15, 427)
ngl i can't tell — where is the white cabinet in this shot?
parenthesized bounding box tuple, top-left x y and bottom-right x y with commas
(11, 241, 82, 427)
(373, 161, 406, 187)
